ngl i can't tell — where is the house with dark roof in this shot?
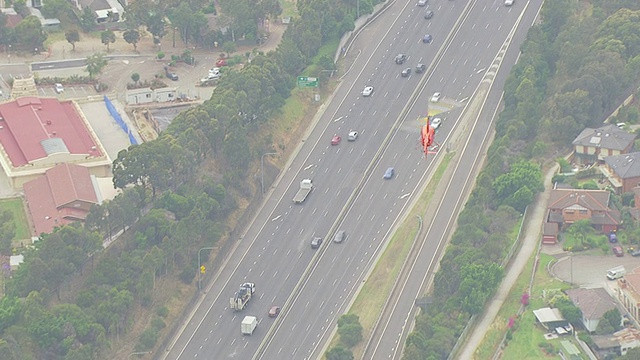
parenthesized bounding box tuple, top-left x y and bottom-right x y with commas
(23, 163, 101, 236)
(603, 152, 640, 194)
(546, 188, 621, 234)
(72, 0, 125, 23)
(565, 287, 618, 333)
(0, 97, 111, 188)
(572, 124, 635, 165)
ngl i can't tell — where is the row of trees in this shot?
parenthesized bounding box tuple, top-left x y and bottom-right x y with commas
(403, 0, 640, 358)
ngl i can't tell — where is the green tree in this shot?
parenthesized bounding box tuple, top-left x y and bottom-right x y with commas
(65, 29, 80, 51)
(41, 0, 74, 21)
(338, 323, 362, 347)
(85, 52, 108, 79)
(0, 210, 15, 255)
(13, 16, 47, 52)
(458, 262, 504, 314)
(602, 308, 622, 332)
(567, 219, 593, 248)
(12, 0, 29, 17)
(101, 30, 116, 51)
(80, 6, 96, 32)
(131, 72, 140, 84)
(493, 160, 544, 208)
(222, 41, 237, 55)
(325, 345, 353, 360)
(123, 29, 140, 50)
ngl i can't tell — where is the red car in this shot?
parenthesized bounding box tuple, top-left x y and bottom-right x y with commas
(216, 59, 227, 67)
(268, 306, 281, 317)
(613, 246, 624, 257)
(331, 134, 341, 145)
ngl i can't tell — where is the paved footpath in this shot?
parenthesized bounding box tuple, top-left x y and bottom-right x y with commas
(457, 165, 558, 359)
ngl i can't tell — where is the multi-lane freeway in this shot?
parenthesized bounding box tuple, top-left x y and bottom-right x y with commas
(162, 1, 544, 359)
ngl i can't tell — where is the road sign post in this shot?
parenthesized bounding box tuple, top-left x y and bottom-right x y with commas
(297, 76, 319, 88)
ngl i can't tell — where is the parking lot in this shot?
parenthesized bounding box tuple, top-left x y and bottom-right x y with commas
(550, 251, 640, 287)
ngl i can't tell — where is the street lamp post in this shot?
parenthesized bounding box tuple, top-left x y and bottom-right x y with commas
(198, 247, 215, 291)
(261, 152, 278, 195)
(570, 252, 573, 285)
(127, 351, 152, 359)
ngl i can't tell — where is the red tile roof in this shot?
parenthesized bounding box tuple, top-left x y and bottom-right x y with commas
(23, 163, 98, 236)
(0, 97, 103, 167)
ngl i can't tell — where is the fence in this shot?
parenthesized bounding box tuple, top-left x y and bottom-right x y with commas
(104, 95, 138, 145)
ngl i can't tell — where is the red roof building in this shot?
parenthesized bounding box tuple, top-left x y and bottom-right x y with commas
(0, 97, 111, 188)
(24, 163, 100, 236)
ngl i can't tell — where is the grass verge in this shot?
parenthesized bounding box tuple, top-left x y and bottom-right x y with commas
(475, 253, 572, 359)
(324, 151, 456, 357)
(0, 198, 31, 241)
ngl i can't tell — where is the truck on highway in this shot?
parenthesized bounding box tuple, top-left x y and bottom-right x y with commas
(241, 315, 258, 335)
(293, 179, 313, 204)
(230, 282, 256, 311)
(607, 265, 626, 280)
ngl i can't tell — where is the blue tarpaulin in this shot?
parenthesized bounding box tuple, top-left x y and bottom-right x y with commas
(104, 95, 138, 145)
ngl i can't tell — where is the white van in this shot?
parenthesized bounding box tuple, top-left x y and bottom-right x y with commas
(607, 265, 626, 280)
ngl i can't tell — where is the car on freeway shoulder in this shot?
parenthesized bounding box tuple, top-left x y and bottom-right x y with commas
(362, 86, 374, 97)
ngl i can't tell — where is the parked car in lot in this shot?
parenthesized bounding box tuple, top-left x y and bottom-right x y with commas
(331, 134, 342, 145)
(362, 86, 374, 97)
(383, 167, 395, 179)
(613, 246, 624, 257)
(216, 59, 227, 67)
(401, 68, 412, 77)
(311, 237, 323, 249)
(54, 83, 64, 93)
(416, 63, 426, 73)
(631, 249, 640, 257)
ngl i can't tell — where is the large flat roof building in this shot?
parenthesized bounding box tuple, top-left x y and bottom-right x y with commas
(0, 97, 111, 188)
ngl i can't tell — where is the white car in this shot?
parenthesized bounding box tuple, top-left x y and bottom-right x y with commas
(504, 0, 514, 5)
(362, 86, 374, 97)
(54, 83, 64, 94)
(417, 0, 427, 6)
(431, 117, 442, 129)
(209, 67, 221, 76)
(348, 131, 358, 141)
(430, 92, 441, 102)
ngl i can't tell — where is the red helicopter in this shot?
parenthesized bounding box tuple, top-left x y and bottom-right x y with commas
(420, 115, 439, 158)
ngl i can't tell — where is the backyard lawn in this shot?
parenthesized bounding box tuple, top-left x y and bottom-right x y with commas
(0, 198, 30, 242)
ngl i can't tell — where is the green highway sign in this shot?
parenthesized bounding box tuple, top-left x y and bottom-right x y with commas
(297, 76, 319, 88)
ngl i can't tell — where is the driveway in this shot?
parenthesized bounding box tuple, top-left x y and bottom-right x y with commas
(550, 252, 640, 286)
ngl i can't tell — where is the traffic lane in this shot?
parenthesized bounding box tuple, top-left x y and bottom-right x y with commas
(423, 2, 522, 106)
(31, 58, 87, 70)
(551, 254, 640, 287)
(260, 131, 430, 358)
(370, 5, 547, 355)
(172, 0, 468, 356)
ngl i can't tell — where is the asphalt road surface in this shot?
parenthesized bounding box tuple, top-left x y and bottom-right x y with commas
(163, 1, 542, 360)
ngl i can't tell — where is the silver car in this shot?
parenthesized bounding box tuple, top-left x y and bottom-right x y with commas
(333, 230, 346, 243)
(362, 86, 374, 97)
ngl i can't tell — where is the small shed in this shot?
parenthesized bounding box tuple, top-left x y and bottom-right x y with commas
(9, 255, 24, 272)
(533, 307, 570, 331)
(126, 88, 153, 105)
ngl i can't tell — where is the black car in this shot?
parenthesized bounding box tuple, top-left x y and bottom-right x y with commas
(424, 10, 434, 19)
(166, 72, 179, 81)
(311, 237, 323, 249)
(416, 63, 426, 73)
(401, 68, 412, 77)
(632, 249, 640, 257)
(395, 54, 408, 64)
